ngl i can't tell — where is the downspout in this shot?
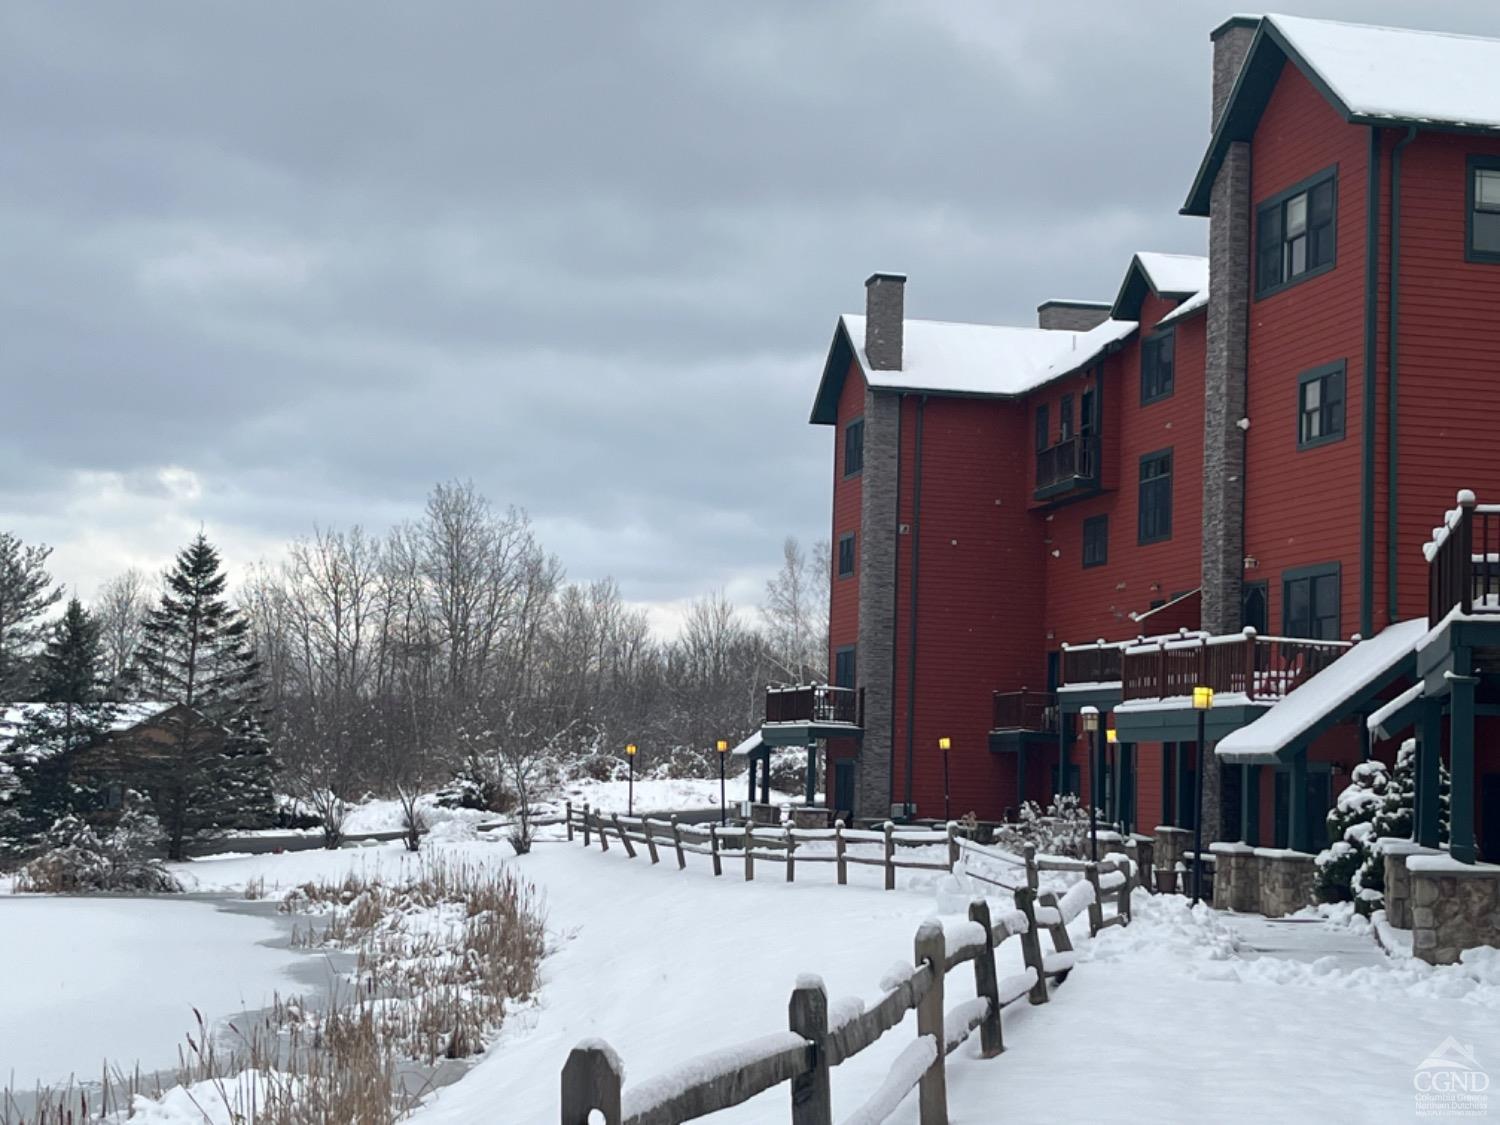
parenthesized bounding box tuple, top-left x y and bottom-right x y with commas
(1360, 127, 1382, 639)
(1388, 126, 1419, 625)
(889, 395, 904, 816)
(903, 394, 927, 815)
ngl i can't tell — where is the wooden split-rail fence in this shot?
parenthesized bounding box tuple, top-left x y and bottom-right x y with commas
(559, 823, 1136, 1125)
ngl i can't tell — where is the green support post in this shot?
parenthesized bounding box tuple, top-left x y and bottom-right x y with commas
(1240, 763, 1259, 846)
(1289, 752, 1308, 853)
(1450, 661, 1477, 864)
(1417, 697, 1442, 849)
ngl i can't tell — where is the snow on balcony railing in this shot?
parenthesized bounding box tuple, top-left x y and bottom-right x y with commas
(1120, 628, 1352, 704)
(764, 683, 861, 726)
(1427, 490, 1500, 623)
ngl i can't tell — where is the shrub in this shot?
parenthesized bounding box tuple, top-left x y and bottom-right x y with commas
(1315, 759, 1388, 909)
(993, 794, 1092, 858)
(15, 808, 181, 894)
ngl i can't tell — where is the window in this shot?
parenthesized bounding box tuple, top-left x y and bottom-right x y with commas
(843, 419, 865, 477)
(1080, 388, 1096, 435)
(837, 533, 855, 578)
(1283, 564, 1340, 640)
(1298, 361, 1345, 448)
(834, 646, 856, 689)
(1059, 395, 1074, 441)
(1141, 330, 1175, 404)
(1082, 514, 1108, 568)
(1137, 449, 1173, 544)
(1034, 405, 1050, 452)
(1468, 157, 1500, 261)
(1256, 168, 1336, 296)
(1241, 582, 1269, 634)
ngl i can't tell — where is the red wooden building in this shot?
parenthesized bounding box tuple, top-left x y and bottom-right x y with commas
(761, 13, 1500, 867)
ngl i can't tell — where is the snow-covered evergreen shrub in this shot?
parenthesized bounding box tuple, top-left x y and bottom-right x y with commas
(1352, 739, 1451, 909)
(993, 794, 1092, 857)
(1315, 759, 1388, 908)
(16, 806, 181, 893)
(434, 763, 511, 813)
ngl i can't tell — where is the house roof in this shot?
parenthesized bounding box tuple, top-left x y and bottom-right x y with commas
(809, 313, 1137, 424)
(0, 701, 175, 755)
(1184, 14, 1500, 216)
(1110, 252, 1209, 322)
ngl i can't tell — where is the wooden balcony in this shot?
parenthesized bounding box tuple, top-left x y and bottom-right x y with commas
(990, 690, 1058, 734)
(764, 683, 862, 735)
(1120, 630, 1351, 704)
(1034, 434, 1099, 501)
(1427, 491, 1500, 622)
(1060, 641, 1125, 686)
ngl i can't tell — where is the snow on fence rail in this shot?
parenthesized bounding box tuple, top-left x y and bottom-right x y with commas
(559, 816, 1138, 1124)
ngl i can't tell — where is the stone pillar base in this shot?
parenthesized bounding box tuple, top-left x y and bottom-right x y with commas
(1377, 838, 1443, 929)
(1253, 848, 1316, 917)
(1211, 841, 1258, 912)
(1408, 856, 1500, 965)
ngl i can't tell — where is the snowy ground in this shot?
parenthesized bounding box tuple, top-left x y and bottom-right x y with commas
(8, 831, 1500, 1122)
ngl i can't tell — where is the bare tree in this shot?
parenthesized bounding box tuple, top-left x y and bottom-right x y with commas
(94, 568, 155, 696)
(761, 536, 829, 684)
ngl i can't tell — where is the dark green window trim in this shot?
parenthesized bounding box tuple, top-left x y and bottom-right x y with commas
(1256, 166, 1338, 299)
(1297, 360, 1346, 450)
(843, 418, 864, 478)
(1282, 562, 1341, 641)
(1137, 448, 1173, 545)
(833, 645, 856, 688)
(1140, 329, 1175, 404)
(1034, 405, 1050, 453)
(836, 532, 855, 579)
(1466, 155, 1500, 263)
(1082, 514, 1108, 569)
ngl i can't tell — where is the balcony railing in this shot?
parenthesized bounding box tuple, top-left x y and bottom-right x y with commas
(1060, 641, 1124, 686)
(991, 690, 1058, 733)
(1120, 629, 1352, 704)
(1034, 434, 1099, 498)
(764, 683, 862, 726)
(1426, 490, 1500, 622)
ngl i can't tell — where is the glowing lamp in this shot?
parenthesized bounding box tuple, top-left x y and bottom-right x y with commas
(1192, 686, 1215, 711)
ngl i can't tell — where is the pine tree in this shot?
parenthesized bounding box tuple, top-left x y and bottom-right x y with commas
(0, 532, 64, 698)
(0, 599, 117, 854)
(126, 534, 276, 858)
(1354, 739, 1452, 910)
(1314, 758, 1388, 905)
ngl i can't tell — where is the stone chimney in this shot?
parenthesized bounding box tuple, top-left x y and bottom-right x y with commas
(864, 272, 906, 370)
(1211, 16, 1259, 130)
(1037, 300, 1111, 332)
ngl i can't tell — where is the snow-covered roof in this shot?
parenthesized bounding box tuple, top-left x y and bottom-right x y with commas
(1367, 681, 1424, 737)
(1110, 252, 1208, 323)
(836, 313, 1136, 400)
(1216, 619, 1427, 763)
(0, 701, 175, 755)
(731, 732, 765, 758)
(1186, 15, 1500, 215)
(1155, 288, 1209, 329)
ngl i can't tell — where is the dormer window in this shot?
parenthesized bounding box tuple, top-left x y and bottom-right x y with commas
(1256, 168, 1336, 297)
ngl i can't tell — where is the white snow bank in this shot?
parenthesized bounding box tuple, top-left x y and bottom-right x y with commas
(840, 1035, 937, 1125)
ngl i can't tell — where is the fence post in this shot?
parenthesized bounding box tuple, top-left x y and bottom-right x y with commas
(709, 824, 722, 876)
(582, 803, 591, 848)
(612, 814, 636, 859)
(745, 821, 755, 882)
(914, 921, 948, 1125)
(1013, 886, 1050, 1005)
(1084, 862, 1104, 936)
(1136, 838, 1155, 893)
(596, 810, 609, 852)
(967, 899, 1004, 1056)
(835, 821, 847, 886)
(560, 1043, 622, 1125)
(788, 977, 832, 1125)
(670, 814, 686, 870)
(1037, 889, 1074, 954)
(946, 821, 959, 870)
(566, 801, 574, 842)
(1023, 844, 1039, 891)
(641, 818, 660, 864)
(1118, 861, 1135, 925)
(785, 824, 796, 883)
(884, 822, 896, 891)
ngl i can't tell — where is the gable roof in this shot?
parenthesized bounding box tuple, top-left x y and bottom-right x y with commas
(809, 313, 1137, 424)
(1110, 252, 1209, 321)
(1184, 13, 1500, 216)
(0, 701, 176, 755)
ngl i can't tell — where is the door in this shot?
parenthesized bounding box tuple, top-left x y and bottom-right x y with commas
(1219, 762, 1242, 841)
(1482, 774, 1500, 862)
(1242, 581, 1269, 634)
(834, 760, 856, 821)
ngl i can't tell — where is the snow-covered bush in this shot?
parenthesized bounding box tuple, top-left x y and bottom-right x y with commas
(434, 762, 512, 813)
(15, 807, 181, 894)
(1351, 739, 1451, 909)
(993, 794, 1092, 857)
(1315, 759, 1388, 909)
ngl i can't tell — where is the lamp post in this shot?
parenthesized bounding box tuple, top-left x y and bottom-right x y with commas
(1081, 706, 1100, 861)
(625, 743, 637, 816)
(716, 739, 729, 826)
(1191, 685, 1214, 906)
(1106, 726, 1119, 830)
(938, 737, 952, 821)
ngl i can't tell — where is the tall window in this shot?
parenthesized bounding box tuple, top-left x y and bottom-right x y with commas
(843, 419, 865, 477)
(1283, 564, 1340, 640)
(1257, 169, 1336, 296)
(1059, 394, 1074, 441)
(1141, 330, 1175, 404)
(1298, 361, 1345, 448)
(837, 533, 855, 578)
(834, 646, 856, 689)
(1137, 449, 1173, 544)
(1034, 405, 1050, 452)
(1468, 156, 1500, 261)
(1082, 514, 1108, 568)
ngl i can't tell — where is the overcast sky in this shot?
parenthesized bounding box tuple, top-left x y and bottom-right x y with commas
(5, 1, 1499, 633)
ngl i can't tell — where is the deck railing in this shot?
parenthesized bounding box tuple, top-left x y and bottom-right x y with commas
(1426, 490, 1500, 622)
(1034, 434, 1098, 496)
(765, 683, 862, 726)
(991, 690, 1058, 733)
(1059, 641, 1125, 686)
(1120, 629, 1351, 704)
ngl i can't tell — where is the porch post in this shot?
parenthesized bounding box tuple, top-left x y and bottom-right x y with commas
(1239, 763, 1253, 844)
(748, 754, 758, 806)
(760, 751, 771, 805)
(1450, 656, 1477, 864)
(805, 744, 817, 806)
(1289, 751, 1308, 853)
(1017, 746, 1028, 812)
(1417, 697, 1442, 849)
(1058, 711, 1071, 796)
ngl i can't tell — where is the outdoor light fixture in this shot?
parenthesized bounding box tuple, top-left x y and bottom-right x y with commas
(938, 737, 952, 820)
(626, 743, 638, 815)
(716, 739, 729, 826)
(1191, 685, 1213, 905)
(1106, 728, 1118, 744)
(1080, 706, 1101, 860)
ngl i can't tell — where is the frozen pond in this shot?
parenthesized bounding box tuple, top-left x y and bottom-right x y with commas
(0, 893, 319, 1091)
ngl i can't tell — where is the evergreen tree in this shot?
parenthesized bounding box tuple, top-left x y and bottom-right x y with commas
(1314, 758, 1388, 905)
(127, 534, 276, 858)
(1354, 739, 1452, 909)
(0, 600, 117, 854)
(0, 532, 64, 698)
